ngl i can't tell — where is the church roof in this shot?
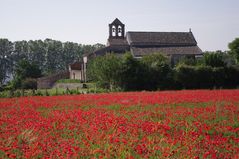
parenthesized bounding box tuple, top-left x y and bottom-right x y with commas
(88, 19, 203, 58)
(110, 18, 124, 25)
(107, 38, 128, 46)
(131, 46, 202, 57)
(126, 31, 197, 47)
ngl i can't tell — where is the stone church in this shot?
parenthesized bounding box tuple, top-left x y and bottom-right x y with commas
(78, 18, 202, 81)
(86, 18, 202, 60)
(38, 18, 203, 88)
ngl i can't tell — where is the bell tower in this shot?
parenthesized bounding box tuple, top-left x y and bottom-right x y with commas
(109, 18, 125, 39)
(107, 18, 128, 46)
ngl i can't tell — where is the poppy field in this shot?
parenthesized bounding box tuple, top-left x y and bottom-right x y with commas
(0, 90, 239, 158)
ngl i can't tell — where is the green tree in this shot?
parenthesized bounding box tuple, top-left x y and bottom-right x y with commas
(203, 51, 226, 67)
(175, 65, 197, 89)
(0, 39, 13, 85)
(13, 40, 29, 61)
(177, 56, 197, 66)
(12, 59, 42, 89)
(28, 40, 46, 70)
(119, 53, 145, 91)
(44, 39, 63, 73)
(228, 38, 239, 63)
(62, 42, 80, 69)
(93, 43, 105, 50)
(141, 53, 172, 90)
(88, 53, 122, 90)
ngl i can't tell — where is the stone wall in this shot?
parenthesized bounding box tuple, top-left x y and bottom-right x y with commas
(37, 71, 70, 89)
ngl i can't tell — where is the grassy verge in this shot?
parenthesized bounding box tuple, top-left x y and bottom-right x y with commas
(0, 83, 112, 98)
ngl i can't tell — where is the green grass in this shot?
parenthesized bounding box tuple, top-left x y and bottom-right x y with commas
(0, 83, 99, 98)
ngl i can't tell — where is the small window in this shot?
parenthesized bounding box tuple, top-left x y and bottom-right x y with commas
(118, 26, 122, 36)
(112, 25, 116, 37)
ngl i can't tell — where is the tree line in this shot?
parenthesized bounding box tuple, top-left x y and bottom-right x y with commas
(0, 38, 105, 86)
(88, 38, 239, 91)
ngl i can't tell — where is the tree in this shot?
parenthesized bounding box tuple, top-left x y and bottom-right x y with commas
(62, 42, 80, 69)
(0, 39, 13, 86)
(177, 56, 197, 66)
(93, 43, 105, 50)
(203, 51, 226, 67)
(12, 59, 42, 89)
(119, 53, 145, 91)
(44, 39, 63, 73)
(141, 53, 172, 90)
(13, 40, 29, 61)
(228, 38, 239, 63)
(88, 53, 122, 90)
(28, 40, 46, 70)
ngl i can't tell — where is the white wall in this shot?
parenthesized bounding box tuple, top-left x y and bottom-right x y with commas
(70, 70, 82, 80)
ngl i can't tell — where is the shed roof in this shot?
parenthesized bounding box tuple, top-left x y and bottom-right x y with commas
(69, 61, 82, 70)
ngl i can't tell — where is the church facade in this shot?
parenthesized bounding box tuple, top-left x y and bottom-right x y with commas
(81, 18, 203, 81)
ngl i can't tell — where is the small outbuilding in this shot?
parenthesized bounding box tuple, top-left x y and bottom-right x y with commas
(69, 61, 85, 81)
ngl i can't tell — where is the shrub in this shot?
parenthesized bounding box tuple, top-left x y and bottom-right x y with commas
(224, 66, 239, 88)
(212, 67, 226, 88)
(203, 52, 226, 67)
(175, 65, 214, 89)
(175, 65, 197, 89)
(21, 78, 37, 89)
(195, 66, 213, 89)
(141, 53, 172, 90)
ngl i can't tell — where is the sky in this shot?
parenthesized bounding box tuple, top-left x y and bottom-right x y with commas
(0, 0, 238, 51)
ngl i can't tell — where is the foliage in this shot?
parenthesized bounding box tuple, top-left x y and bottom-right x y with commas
(88, 52, 239, 91)
(15, 59, 42, 79)
(141, 53, 173, 90)
(224, 66, 239, 88)
(212, 67, 226, 88)
(175, 65, 197, 89)
(0, 38, 105, 81)
(88, 53, 122, 90)
(195, 66, 214, 89)
(176, 56, 197, 66)
(141, 52, 169, 66)
(88, 52, 175, 91)
(21, 78, 37, 89)
(119, 53, 145, 91)
(12, 60, 42, 89)
(175, 64, 239, 89)
(0, 39, 13, 85)
(203, 51, 226, 67)
(228, 38, 239, 63)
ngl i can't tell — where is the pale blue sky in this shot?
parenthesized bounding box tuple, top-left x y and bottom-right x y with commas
(0, 0, 238, 51)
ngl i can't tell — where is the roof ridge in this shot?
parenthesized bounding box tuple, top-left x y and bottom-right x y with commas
(127, 31, 192, 33)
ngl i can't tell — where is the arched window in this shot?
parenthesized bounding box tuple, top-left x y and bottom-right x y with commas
(118, 25, 122, 37)
(112, 25, 116, 37)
